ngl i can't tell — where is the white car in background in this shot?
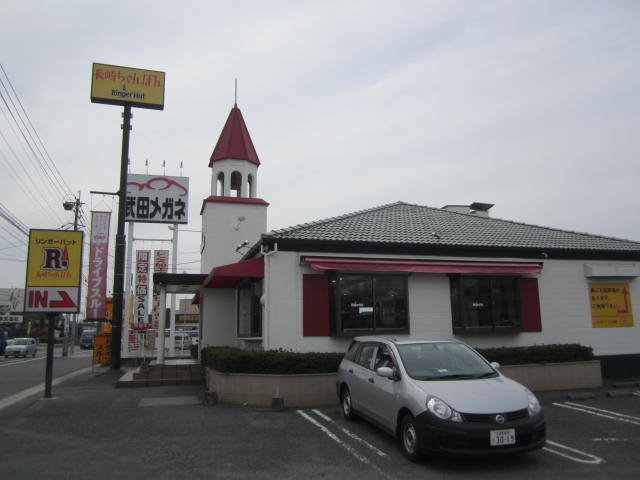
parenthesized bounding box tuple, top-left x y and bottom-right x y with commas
(4, 337, 38, 358)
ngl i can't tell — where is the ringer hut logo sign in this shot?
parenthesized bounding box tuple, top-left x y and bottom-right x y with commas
(24, 230, 83, 313)
(41, 246, 70, 271)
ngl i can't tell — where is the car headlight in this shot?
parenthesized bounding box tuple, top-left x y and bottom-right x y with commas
(526, 389, 541, 416)
(426, 396, 462, 422)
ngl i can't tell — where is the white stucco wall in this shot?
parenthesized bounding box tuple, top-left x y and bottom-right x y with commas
(262, 251, 640, 357)
(200, 201, 267, 273)
(200, 289, 237, 347)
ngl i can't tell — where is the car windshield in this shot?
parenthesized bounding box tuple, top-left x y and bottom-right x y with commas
(397, 342, 496, 380)
(13, 339, 30, 345)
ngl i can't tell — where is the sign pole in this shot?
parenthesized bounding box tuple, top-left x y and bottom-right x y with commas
(44, 313, 57, 398)
(110, 104, 132, 370)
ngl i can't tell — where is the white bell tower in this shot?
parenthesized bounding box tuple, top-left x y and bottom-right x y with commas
(200, 103, 268, 272)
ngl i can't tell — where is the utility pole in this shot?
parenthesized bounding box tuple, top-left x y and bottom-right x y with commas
(111, 105, 132, 371)
(62, 191, 82, 357)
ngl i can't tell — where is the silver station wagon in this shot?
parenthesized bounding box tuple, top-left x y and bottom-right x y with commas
(336, 336, 546, 461)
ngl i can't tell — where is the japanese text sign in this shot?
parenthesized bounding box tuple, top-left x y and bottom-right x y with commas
(24, 229, 83, 313)
(92, 334, 112, 365)
(589, 283, 634, 328)
(134, 250, 150, 330)
(91, 63, 165, 110)
(152, 250, 169, 329)
(126, 174, 189, 224)
(86, 211, 111, 320)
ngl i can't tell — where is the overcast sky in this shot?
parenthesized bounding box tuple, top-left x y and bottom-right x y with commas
(1, 0, 639, 292)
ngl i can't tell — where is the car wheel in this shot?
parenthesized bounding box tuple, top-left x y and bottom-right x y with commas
(400, 414, 423, 462)
(340, 386, 356, 421)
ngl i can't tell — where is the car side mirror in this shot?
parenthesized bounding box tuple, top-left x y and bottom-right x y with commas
(490, 362, 501, 371)
(377, 366, 399, 380)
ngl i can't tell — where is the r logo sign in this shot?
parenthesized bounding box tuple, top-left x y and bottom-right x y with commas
(41, 247, 69, 270)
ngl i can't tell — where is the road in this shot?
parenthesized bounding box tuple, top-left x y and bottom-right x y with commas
(0, 344, 92, 405)
(0, 355, 638, 478)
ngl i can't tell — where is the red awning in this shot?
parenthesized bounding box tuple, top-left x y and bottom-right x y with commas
(204, 256, 264, 288)
(303, 257, 542, 274)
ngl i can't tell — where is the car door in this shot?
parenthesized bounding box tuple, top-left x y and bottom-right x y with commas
(364, 343, 403, 431)
(345, 343, 378, 418)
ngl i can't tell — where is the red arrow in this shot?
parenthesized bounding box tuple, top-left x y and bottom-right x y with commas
(617, 287, 630, 314)
(50, 290, 77, 309)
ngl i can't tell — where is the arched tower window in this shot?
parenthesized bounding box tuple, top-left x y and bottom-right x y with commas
(230, 171, 242, 197)
(247, 174, 254, 198)
(216, 172, 225, 196)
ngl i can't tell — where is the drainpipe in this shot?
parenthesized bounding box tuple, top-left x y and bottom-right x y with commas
(260, 242, 278, 350)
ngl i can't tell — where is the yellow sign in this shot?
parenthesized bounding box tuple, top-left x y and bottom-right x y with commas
(93, 334, 112, 365)
(24, 230, 83, 313)
(589, 283, 634, 328)
(91, 63, 165, 110)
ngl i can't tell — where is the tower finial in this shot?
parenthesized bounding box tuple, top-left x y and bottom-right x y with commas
(234, 78, 237, 107)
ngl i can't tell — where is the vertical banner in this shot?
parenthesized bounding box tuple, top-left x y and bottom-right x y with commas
(152, 250, 169, 329)
(85, 212, 111, 320)
(134, 250, 150, 330)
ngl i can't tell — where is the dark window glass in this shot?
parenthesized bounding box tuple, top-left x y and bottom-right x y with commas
(450, 275, 521, 333)
(330, 274, 408, 335)
(237, 280, 262, 337)
(354, 344, 377, 369)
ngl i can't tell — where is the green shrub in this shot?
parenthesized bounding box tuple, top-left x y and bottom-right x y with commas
(199, 343, 595, 374)
(476, 344, 595, 365)
(201, 346, 343, 374)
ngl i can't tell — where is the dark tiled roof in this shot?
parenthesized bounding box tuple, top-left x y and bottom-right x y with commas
(264, 202, 640, 254)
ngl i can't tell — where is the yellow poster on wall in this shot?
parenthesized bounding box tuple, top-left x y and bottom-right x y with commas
(589, 283, 634, 328)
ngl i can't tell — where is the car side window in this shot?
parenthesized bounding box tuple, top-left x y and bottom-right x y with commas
(373, 345, 395, 370)
(354, 344, 377, 369)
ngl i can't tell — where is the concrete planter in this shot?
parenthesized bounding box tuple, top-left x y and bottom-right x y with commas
(206, 368, 337, 408)
(205, 360, 602, 407)
(500, 360, 602, 391)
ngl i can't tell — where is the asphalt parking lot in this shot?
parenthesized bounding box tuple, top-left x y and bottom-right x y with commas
(1, 371, 639, 479)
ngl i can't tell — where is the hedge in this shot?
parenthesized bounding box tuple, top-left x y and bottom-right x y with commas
(476, 343, 595, 366)
(201, 347, 343, 374)
(199, 343, 595, 374)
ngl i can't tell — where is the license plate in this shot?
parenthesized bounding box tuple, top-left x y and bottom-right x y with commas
(490, 428, 516, 446)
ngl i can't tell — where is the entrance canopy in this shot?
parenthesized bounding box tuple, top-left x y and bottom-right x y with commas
(204, 256, 264, 288)
(303, 257, 542, 274)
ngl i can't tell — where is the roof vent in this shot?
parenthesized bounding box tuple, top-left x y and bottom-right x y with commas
(442, 202, 494, 217)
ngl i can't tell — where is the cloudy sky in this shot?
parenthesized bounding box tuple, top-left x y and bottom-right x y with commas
(1, 0, 639, 293)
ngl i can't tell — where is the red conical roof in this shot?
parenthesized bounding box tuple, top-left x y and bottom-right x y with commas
(209, 104, 260, 167)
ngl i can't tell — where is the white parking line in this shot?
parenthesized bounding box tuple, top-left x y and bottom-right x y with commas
(311, 409, 387, 457)
(296, 410, 393, 479)
(553, 402, 640, 426)
(543, 440, 605, 465)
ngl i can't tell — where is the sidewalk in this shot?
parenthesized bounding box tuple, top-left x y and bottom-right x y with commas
(0, 366, 215, 479)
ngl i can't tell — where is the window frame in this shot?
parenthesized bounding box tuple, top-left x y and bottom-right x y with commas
(449, 274, 523, 334)
(329, 272, 409, 336)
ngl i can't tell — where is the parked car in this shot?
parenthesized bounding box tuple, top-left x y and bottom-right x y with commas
(4, 337, 38, 358)
(80, 331, 95, 349)
(336, 336, 546, 461)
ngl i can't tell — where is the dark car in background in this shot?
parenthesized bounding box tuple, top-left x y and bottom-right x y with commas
(79, 331, 95, 349)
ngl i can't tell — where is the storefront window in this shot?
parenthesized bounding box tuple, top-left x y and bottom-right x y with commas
(450, 275, 521, 333)
(329, 274, 408, 335)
